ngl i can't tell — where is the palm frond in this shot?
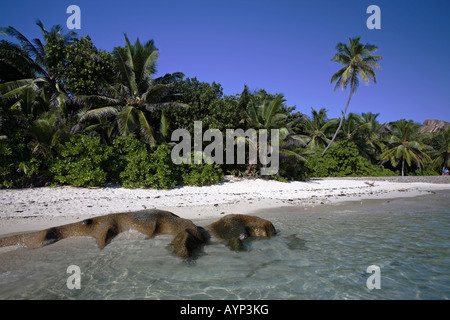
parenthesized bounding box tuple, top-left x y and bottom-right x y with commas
(138, 49, 159, 88)
(154, 72, 184, 85)
(137, 110, 155, 145)
(142, 83, 172, 104)
(75, 94, 121, 108)
(145, 102, 189, 112)
(262, 94, 285, 128)
(279, 148, 308, 162)
(0, 26, 41, 59)
(118, 105, 137, 137)
(79, 106, 119, 121)
(0, 79, 33, 96)
(113, 35, 138, 96)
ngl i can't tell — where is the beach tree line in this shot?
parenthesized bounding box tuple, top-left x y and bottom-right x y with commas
(0, 22, 448, 188)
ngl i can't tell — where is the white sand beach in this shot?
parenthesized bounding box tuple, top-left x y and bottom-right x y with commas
(1, 176, 449, 236)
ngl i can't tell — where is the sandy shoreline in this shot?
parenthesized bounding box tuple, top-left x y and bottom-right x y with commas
(1, 176, 449, 236)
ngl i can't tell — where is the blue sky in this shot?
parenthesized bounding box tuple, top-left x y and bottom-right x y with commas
(1, 0, 449, 123)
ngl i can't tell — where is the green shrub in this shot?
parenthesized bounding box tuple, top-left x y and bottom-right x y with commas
(112, 136, 150, 187)
(50, 135, 114, 187)
(408, 169, 439, 176)
(115, 138, 183, 189)
(145, 143, 183, 189)
(115, 137, 225, 189)
(182, 163, 224, 186)
(306, 140, 396, 177)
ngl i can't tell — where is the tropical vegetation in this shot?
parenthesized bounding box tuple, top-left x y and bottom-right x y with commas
(0, 22, 448, 189)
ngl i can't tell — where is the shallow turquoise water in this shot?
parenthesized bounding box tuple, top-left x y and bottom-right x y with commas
(0, 190, 449, 300)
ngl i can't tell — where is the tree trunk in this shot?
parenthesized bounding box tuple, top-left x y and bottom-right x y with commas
(402, 158, 405, 177)
(443, 152, 449, 175)
(321, 88, 353, 157)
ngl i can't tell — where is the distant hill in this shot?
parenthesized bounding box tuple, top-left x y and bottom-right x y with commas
(419, 119, 450, 134)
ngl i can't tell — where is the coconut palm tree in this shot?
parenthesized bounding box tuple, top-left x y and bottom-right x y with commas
(341, 112, 363, 141)
(241, 90, 290, 135)
(0, 40, 36, 83)
(381, 119, 431, 176)
(360, 112, 382, 138)
(297, 108, 338, 152)
(28, 111, 69, 160)
(429, 127, 450, 173)
(359, 112, 384, 161)
(341, 112, 384, 161)
(237, 86, 306, 175)
(0, 21, 77, 116)
(0, 21, 76, 159)
(78, 34, 186, 145)
(322, 37, 382, 156)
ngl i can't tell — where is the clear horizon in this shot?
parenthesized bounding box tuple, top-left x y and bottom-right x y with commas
(1, 0, 449, 124)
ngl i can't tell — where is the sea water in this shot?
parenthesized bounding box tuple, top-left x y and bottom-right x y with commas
(0, 190, 449, 300)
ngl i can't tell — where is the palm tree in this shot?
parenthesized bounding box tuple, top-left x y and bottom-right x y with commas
(341, 112, 363, 141)
(78, 34, 186, 145)
(0, 40, 36, 83)
(429, 127, 450, 173)
(297, 108, 338, 152)
(238, 86, 305, 175)
(241, 89, 290, 135)
(359, 112, 384, 161)
(322, 37, 382, 156)
(341, 112, 384, 161)
(360, 112, 382, 138)
(0, 21, 77, 116)
(28, 111, 68, 160)
(381, 119, 431, 176)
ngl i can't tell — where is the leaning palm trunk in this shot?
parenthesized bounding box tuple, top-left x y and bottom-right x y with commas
(321, 89, 352, 156)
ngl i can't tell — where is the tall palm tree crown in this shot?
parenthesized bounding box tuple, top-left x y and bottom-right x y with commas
(322, 36, 382, 156)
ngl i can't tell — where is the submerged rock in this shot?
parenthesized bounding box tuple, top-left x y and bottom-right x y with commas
(204, 214, 277, 251)
(0, 209, 276, 259)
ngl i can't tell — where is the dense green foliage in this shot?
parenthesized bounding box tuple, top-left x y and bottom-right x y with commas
(50, 135, 114, 187)
(0, 131, 33, 188)
(165, 77, 240, 133)
(306, 140, 396, 177)
(56, 36, 114, 95)
(115, 140, 182, 189)
(0, 21, 448, 189)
